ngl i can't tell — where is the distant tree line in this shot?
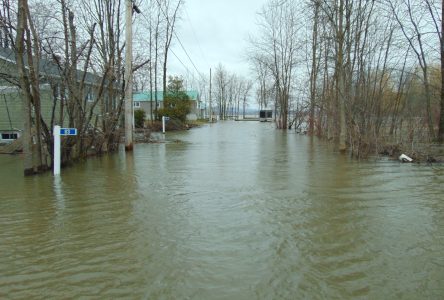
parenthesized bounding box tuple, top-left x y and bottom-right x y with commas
(210, 64, 253, 120)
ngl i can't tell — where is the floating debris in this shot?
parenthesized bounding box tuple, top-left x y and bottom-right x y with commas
(399, 153, 413, 163)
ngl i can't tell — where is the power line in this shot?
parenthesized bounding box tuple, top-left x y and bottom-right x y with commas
(173, 31, 204, 79)
(152, 0, 206, 81)
(137, 9, 196, 77)
(184, 6, 209, 68)
(170, 48, 192, 75)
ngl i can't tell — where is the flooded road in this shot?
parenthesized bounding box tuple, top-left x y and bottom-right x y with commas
(1, 121, 443, 299)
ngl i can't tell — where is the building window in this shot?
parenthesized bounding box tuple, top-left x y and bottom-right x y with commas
(54, 84, 68, 101)
(54, 84, 61, 100)
(86, 91, 94, 102)
(1, 133, 18, 140)
(134, 101, 140, 108)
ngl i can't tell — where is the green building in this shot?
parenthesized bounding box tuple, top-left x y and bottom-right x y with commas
(0, 46, 115, 144)
(133, 90, 202, 121)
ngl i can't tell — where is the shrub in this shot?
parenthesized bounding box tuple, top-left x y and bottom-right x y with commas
(134, 109, 146, 128)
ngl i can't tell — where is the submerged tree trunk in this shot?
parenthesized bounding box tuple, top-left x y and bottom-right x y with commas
(337, 0, 347, 152)
(16, 0, 34, 175)
(439, 0, 444, 143)
(24, 2, 47, 171)
(309, 0, 320, 135)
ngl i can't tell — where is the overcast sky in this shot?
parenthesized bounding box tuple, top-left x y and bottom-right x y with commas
(168, 0, 269, 82)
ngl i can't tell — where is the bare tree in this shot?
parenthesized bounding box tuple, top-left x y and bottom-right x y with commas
(388, 0, 437, 140)
(251, 0, 301, 129)
(15, 0, 49, 174)
(422, 0, 444, 142)
(0, 0, 15, 49)
(9, 0, 132, 174)
(308, 0, 321, 135)
(157, 0, 183, 96)
(16, 0, 34, 175)
(245, 0, 441, 155)
(250, 54, 272, 110)
(241, 79, 253, 119)
(214, 63, 229, 120)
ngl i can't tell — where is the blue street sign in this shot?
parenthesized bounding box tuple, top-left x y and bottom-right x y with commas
(60, 128, 77, 136)
(164, 117, 170, 121)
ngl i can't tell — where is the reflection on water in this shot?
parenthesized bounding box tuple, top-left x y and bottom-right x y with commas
(1, 121, 443, 299)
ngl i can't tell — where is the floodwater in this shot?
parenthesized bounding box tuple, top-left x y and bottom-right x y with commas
(0, 121, 443, 299)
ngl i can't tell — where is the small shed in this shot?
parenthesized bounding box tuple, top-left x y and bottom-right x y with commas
(259, 110, 273, 122)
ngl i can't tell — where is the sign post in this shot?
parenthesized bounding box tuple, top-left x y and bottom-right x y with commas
(53, 126, 77, 176)
(54, 125, 61, 175)
(162, 116, 170, 134)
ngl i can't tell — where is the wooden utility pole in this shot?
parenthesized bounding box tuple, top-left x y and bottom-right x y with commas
(124, 0, 134, 151)
(209, 68, 212, 122)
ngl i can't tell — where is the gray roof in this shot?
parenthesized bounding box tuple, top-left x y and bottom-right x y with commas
(0, 46, 16, 63)
(0, 46, 103, 86)
(133, 91, 199, 102)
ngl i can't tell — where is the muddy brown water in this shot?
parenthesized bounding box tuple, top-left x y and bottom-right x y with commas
(1, 121, 443, 299)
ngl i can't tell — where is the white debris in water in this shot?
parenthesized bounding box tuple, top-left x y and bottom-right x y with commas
(399, 153, 413, 162)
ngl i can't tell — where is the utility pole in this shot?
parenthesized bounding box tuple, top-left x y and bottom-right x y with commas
(439, 0, 444, 142)
(124, 1, 141, 151)
(124, 0, 134, 151)
(209, 68, 212, 122)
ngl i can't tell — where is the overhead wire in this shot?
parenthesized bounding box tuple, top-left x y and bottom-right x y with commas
(184, 6, 209, 68)
(151, 0, 206, 81)
(136, 7, 194, 77)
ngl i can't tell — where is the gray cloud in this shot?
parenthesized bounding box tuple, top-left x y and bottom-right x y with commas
(169, 0, 268, 78)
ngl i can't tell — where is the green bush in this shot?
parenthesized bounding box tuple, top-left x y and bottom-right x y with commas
(157, 76, 191, 123)
(157, 98, 190, 122)
(134, 109, 146, 128)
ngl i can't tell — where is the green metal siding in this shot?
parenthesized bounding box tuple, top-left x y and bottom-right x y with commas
(0, 92, 22, 130)
(1, 46, 117, 133)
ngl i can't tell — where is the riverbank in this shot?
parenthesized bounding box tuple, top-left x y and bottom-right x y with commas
(378, 142, 444, 163)
(134, 119, 206, 143)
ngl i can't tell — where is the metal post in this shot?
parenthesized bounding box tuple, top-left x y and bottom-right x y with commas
(209, 68, 212, 122)
(53, 125, 61, 176)
(162, 116, 166, 134)
(124, 0, 134, 151)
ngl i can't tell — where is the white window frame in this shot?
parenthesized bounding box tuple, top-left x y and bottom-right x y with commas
(86, 90, 94, 102)
(1, 133, 18, 140)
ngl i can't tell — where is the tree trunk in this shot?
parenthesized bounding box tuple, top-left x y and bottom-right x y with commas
(439, 0, 444, 142)
(16, 0, 34, 175)
(24, 2, 45, 171)
(162, 0, 182, 97)
(309, 0, 320, 135)
(338, 0, 347, 152)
